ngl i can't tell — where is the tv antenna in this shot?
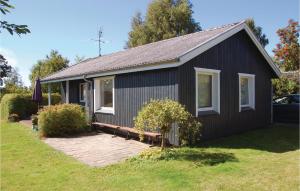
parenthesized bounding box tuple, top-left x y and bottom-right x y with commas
(91, 27, 105, 56)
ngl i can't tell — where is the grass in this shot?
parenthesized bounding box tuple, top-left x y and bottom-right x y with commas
(1, 121, 299, 191)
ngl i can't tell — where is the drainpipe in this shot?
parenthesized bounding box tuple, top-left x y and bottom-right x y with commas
(83, 74, 92, 84)
(83, 75, 94, 124)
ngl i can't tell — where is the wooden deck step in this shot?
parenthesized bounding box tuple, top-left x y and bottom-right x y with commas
(92, 122, 161, 144)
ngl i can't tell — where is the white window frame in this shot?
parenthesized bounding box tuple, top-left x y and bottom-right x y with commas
(238, 73, 255, 112)
(79, 82, 87, 102)
(94, 76, 115, 114)
(195, 68, 220, 116)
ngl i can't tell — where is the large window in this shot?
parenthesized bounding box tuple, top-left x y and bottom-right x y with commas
(195, 68, 220, 115)
(94, 76, 114, 114)
(238, 73, 255, 111)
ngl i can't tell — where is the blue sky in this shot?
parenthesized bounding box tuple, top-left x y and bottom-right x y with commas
(1, 0, 299, 86)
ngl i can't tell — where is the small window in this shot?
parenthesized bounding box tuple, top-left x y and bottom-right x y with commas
(238, 73, 255, 111)
(79, 83, 87, 102)
(94, 76, 114, 114)
(195, 68, 220, 116)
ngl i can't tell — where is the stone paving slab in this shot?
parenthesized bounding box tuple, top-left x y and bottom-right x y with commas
(43, 132, 150, 167)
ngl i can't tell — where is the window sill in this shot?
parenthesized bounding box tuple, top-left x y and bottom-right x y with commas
(240, 107, 255, 112)
(197, 110, 219, 116)
(95, 108, 114, 115)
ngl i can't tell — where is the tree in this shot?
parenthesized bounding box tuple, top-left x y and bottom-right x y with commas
(0, 0, 30, 35)
(134, 99, 201, 149)
(29, 50, 69, 93)
(246, 19, 269, 47)
(272, 76, 298, 97)
(0, 0, 30, 88)
(0, 67, 30, 100)
(271, 19, 299, 97)
(0, 54, 11, 78)
(273, 19, 299, 71)
(126, 0, 201, 48)
(126, 12, 150, 48)
(74, 55, 85, 64)
(5, 67, 22, 86)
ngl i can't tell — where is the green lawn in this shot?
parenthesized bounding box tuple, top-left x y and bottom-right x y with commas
(1, 121, 299, 191)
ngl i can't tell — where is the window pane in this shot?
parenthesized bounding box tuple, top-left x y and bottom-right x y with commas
(100, 79, 113, 107)
(241, 78, 249, 105)
(198, 74, 212, 108)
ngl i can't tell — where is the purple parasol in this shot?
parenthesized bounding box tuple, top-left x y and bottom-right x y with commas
(32, 78, 43, 105)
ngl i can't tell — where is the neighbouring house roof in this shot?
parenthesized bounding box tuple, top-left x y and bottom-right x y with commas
(41, 20, 281, 83)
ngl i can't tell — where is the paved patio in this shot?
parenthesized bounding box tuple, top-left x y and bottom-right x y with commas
(20, 120, 150, 167)
(44, 133, 150, 167)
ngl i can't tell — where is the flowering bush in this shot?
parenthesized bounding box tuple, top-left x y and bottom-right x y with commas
(134, 99, 201, 149)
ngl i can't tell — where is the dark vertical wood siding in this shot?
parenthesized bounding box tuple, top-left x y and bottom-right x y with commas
(178, 30, 274, 140)
(94, 68, 179, 128)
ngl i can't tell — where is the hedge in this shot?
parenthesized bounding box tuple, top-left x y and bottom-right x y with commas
(0, 93, 61, 120)
(38, 104, 87, 137)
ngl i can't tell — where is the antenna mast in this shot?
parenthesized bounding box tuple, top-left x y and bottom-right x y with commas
(92, 27, 104, 56)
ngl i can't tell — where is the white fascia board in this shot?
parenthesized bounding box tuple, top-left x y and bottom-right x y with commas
(41, 76, 83, 84)
(41, 61, 181, 84)
(86, 61, 181, 79)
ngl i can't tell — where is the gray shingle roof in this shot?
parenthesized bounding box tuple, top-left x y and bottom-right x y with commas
(42, 21, 242, 82)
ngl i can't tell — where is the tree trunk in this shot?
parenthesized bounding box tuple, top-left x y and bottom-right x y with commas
(161, 132, 165, 150)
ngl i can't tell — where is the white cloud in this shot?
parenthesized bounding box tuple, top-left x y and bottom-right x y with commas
(0, 47, 18, 67)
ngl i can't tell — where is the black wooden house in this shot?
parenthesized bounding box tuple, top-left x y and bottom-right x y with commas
(41, 21, 281, 145)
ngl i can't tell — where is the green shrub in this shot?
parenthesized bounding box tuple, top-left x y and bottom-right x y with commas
(38, 104, 87, 137)
(8, 113, 20, 122)
(272, 77, 299, 97)
(31, 115, 38, 125)
(0, 93, 61, 121)
(134, 99, 202, 149)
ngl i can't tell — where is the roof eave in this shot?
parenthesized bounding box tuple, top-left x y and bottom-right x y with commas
(41, 58, 180, 84)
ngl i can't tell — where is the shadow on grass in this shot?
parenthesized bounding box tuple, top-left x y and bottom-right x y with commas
(159, 149, 238, 166)
(200, 123, 299, 153)
(136, 148, 238, 166)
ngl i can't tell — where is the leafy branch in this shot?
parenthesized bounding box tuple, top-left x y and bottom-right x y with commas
(0, 0, 30, 35)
